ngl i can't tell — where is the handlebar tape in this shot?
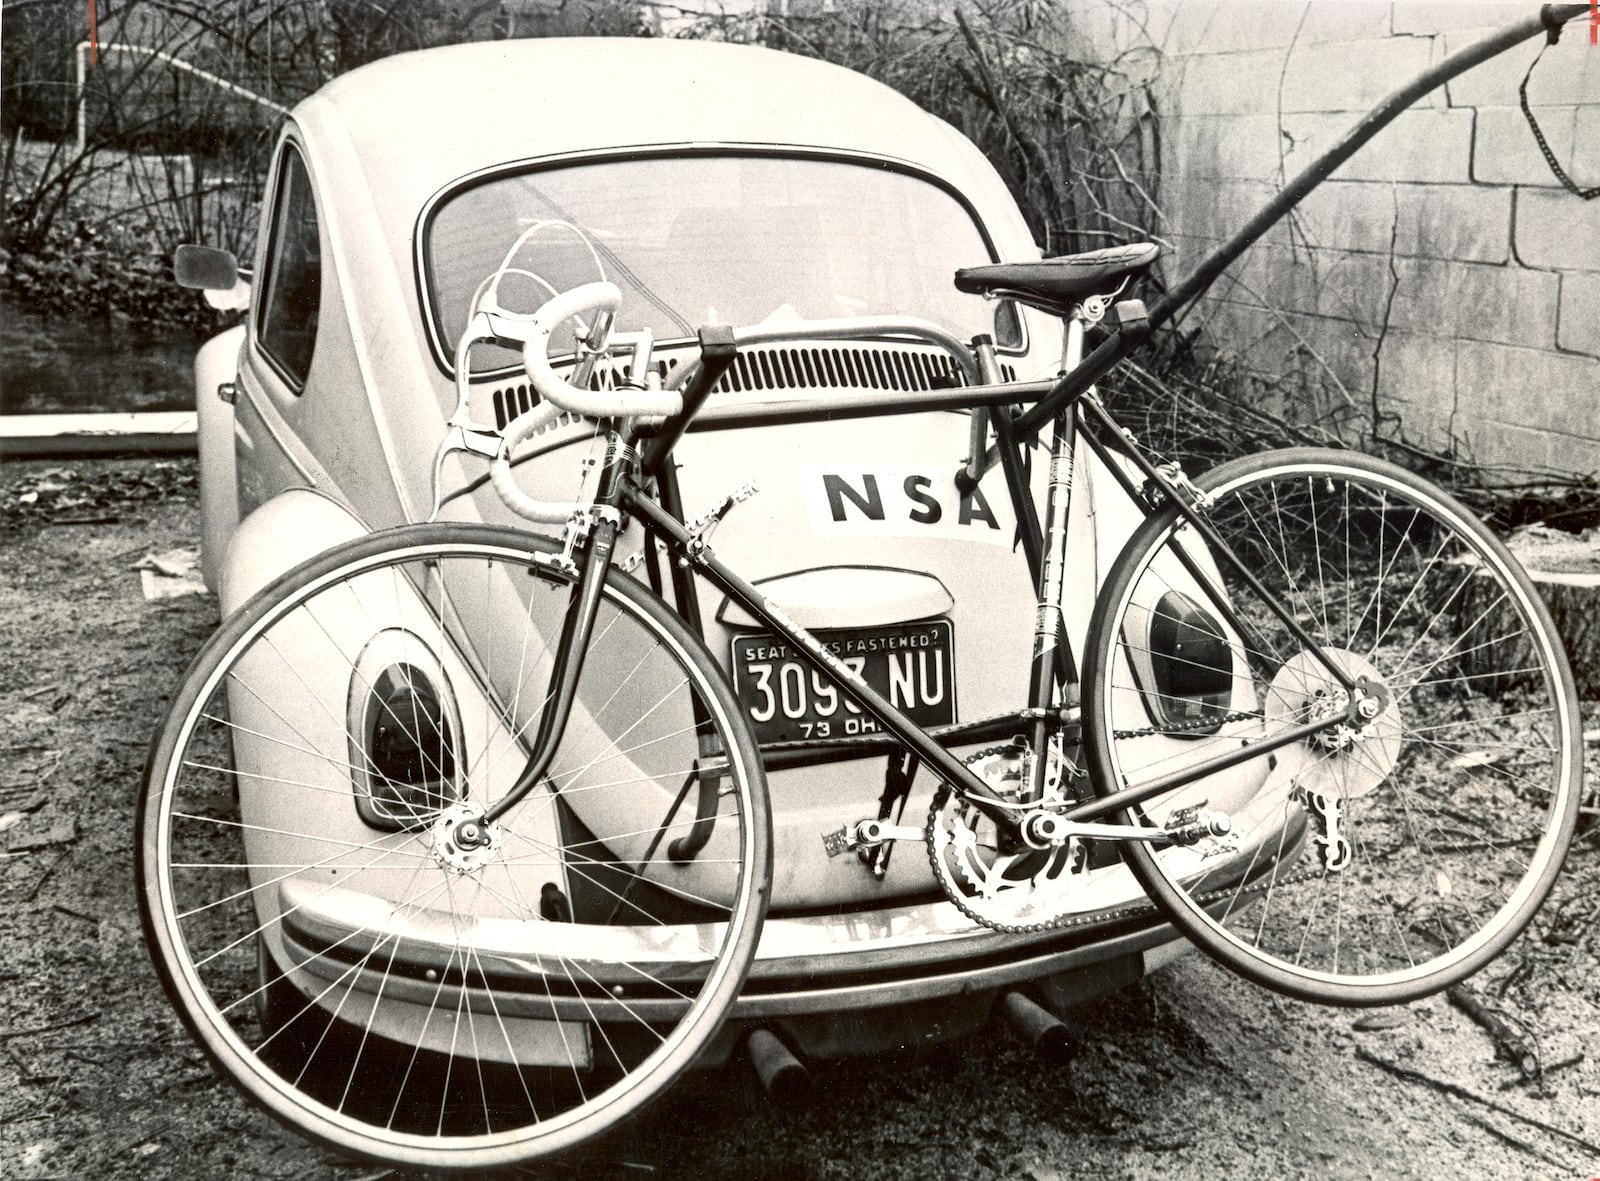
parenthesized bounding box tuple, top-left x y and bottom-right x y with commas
(521, 281, 682, 419)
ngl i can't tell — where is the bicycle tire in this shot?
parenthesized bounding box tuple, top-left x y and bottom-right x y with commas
(1082, 449, 1581, 1006)
(137, 522, 770, 1170)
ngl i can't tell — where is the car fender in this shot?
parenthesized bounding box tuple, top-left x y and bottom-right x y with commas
(195, 325, 246, 592)
(219, 489, 368, 617)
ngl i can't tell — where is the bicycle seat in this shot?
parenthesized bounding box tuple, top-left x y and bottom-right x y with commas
(954, 242, 1160, 315)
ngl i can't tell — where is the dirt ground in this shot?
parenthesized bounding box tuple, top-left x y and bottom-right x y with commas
(2, 458, 1597, 1181)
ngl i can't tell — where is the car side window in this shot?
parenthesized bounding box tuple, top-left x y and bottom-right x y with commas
(256, 145, 321, 389)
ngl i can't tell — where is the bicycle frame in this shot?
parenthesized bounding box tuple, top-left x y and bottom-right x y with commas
(478, 312, 1371, 841)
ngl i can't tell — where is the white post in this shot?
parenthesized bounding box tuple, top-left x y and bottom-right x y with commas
(75, 41, 89, 154)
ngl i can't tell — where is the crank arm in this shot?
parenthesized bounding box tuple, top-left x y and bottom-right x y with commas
(1025, 804, 1232, 848)
(821, 818, 925, 857)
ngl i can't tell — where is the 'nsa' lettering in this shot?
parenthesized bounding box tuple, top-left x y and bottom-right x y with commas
(822, 473, 1000, 530)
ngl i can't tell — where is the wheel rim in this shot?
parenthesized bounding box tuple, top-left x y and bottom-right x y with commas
(1089, 455, 1580, 1003)
(140, 532, 766, 1167)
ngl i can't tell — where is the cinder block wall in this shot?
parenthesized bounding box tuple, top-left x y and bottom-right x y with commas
(1074, 0, 1600, 476)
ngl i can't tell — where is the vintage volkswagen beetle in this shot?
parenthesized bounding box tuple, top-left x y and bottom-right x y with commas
(181, 37, 1233, 1079)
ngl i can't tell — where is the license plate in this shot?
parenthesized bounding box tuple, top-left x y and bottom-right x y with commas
(730, 620, 956, 743)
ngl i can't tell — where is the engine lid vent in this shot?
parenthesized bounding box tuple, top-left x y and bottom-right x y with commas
(485, 344, 1014, 431)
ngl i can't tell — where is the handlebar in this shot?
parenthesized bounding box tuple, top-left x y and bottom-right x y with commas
(489, 281, 683, 523)
(519, 282, 682, 420)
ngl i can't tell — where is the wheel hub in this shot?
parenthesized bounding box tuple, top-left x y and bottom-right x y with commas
(1266, 649, 1402, 799)
(431, 802, 502, 873)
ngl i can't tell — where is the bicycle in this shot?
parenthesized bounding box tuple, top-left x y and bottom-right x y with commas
(137, 245, 1583, 1171)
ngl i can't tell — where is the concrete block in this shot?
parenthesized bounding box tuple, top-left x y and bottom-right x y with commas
(1195, 299, 1278, 354)
(1195, 300, 1375, 418)
(1376, 330, 1457, 411)
(1151, 1, 1312, 56)
(1451, 416, 1600, 476)
(1298, 2, 1394, 45)
(1164, 178, 1283, 241)
(1283, 108, 1475, 183)
(1211, 301, 1378, 390)
(1571, 106, 1600, 186)
(1375, 394, 1456, 455)
(1290, 181, 1509, 261)
(1150, 0, 1391, 54)
(1558, 272, 1600, 356)
(1290, 310, 1382, 393)
(1291, 180, 1397, 250)
(1455, 339, 1600, 430)
(1393, 3, 1527, 37)
(1281, 36, 1443, 113)
(1472, 105, 1577, 187)
(1159, 49, 1292, 116)
(1233, 241, 1394, 322)
(1163, 115, 1293, 180)
(1445, 25, 1600, 108)
(1157, 233, 1216, 280)
(1394, 184, 1513, 262)
(1515, 187, 1600, 272)
(1388, 258, 1561, 347)
(1057, 0, 1123, 64)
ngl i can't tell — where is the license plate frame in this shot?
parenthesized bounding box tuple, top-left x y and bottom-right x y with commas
(730, 619, 956, 744)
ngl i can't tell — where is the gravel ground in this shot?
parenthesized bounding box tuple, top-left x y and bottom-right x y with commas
(1, 458, 1597, 1180)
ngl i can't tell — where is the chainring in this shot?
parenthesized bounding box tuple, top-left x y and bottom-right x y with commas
(925, 744, 1085, 934)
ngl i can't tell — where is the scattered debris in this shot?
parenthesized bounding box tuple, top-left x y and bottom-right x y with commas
(1351, 1011, 1408, 1032)
(6, 816, 78, 852)
(132, 547, 206, 600)
(1, 460, 198, 527)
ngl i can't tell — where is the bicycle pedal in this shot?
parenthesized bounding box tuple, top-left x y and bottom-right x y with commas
(822, 818, 923, 857)
(821, 826, 852, 857)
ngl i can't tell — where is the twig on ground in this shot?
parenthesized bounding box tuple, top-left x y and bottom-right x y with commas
(0, 1012, 99, 1041)
(1448, 984, 1539, 1078)
(1499, 1053, 1583, 1091)
(1460, 1109, 1574, 1171)
(1355, 1047, 1600, 1158)
(22, 849, 66, 903)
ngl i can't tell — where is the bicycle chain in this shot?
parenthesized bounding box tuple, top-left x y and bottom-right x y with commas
(1521, 42, 1599, 199)
(1111, 707, 1263, 740)
(924, 743, 1082, 935)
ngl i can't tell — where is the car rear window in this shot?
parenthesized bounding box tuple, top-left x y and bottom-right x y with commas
(423, 153, 1018, 374)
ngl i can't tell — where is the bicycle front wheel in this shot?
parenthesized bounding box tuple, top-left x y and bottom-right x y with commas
(137, 523, 770, 1170)
(1083, 449, 1581, 1006)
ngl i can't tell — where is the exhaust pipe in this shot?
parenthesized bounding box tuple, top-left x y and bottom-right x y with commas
(745, 1028, 812, 1106)
(998, 991, 1079, 1065)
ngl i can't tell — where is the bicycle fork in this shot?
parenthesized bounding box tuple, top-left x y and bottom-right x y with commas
(443, 436, 633, 857)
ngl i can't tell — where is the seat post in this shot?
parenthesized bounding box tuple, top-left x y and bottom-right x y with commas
(1023, 300, 1092, 799)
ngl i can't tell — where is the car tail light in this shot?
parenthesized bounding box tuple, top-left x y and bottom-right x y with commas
(348, 632, 462, 830)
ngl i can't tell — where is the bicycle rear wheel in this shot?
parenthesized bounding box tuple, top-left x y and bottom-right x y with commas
(137, 523, 770, 1170)
(1083, 449, 1581, 1006)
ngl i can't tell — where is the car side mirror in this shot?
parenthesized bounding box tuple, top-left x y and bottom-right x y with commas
(174, 244, 239, 290)
(174, 244, 251, 312)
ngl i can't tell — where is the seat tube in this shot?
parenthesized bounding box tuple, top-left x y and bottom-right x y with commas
(1025, 311, 1086, 797)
